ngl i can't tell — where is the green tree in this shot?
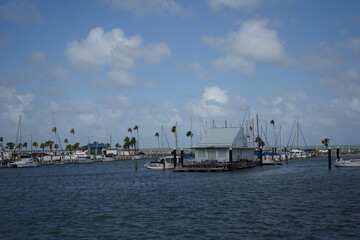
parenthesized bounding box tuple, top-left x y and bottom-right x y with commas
(16, 143, 23, 150)
(321, 138, 330, 149)
(32, 141, 38, 149)
(54, 144, 59, 153)
(171, 125, 178, 150)
(154, 132, 160, 149)
(6, 142, 15, 150)
(22, 142, 28, 150)
(133, 125, 139, 150)
(128, 128, 132, 137)
(186, 130, 193, 148)
(130, 137, 137, 155)
(40, 143, 46, 152)
(64, 138, 69, 145)
(270, 120, 275, 146)
(70, 128, 75, 141)
(255, 136, 265, 148)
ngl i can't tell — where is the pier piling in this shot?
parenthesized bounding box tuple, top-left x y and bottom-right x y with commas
(229, 148, 233, 170)
(328, 147, 332, 170)
(180, 149, 184, 168)
(173, 148, 177, 168)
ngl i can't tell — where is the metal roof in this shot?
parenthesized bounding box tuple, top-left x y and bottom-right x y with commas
(81, 142, 108, 149)
(198, 127, 242, 147)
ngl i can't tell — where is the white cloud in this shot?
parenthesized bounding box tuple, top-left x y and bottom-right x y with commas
(342, 37, 360, 55)
(211, 55, 255, 75)
(0, 86, 34, 122)
(182, 62, 208, 79)
(108, 70, 135, 88)
(299, 44, 341, 75)
(28, 51, 47, 66)
(186, 86, 231, 118)
(65, 27, 171, 69)
(208, 0, 261, 11)
(103, 0, 188, 16)
(0, 0, 40, 22)
(203, 19, 288, 65)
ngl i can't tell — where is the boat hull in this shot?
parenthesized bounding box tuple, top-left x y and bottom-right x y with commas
(335, 158, 360, 167)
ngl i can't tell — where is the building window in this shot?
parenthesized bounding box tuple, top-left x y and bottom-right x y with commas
(197, 149, 206, 158)
(208, 149, 216, 160)
(218, 149, 227, 158)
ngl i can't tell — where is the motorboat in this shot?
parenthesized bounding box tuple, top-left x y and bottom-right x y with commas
(262, 154, 282, 165)
(145, 156, 178, 170)
(9, 157, 39, 168)
(334, 158, 360, 167)
(76, 153, 94, 164)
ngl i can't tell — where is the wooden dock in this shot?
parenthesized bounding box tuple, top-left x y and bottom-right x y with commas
(174, 160, 259, 172)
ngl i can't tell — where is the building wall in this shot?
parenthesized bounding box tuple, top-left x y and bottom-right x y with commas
(195, 148, 254, 163)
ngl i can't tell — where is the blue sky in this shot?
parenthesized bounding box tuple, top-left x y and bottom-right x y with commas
(1, 0, 360, 149)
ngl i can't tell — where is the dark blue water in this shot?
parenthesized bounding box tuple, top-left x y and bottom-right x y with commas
(1, 157, 359, 240)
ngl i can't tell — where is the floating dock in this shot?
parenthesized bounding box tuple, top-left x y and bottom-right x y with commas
(174, 160, 259, 172)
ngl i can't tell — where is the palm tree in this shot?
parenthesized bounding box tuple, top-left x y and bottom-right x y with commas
(134, 125, 139, 150)
(32, 141, 38, 149)
(70, 128, 75, 141)
(171, 125, 178, 150)
(0, 136, 3, 148)
(255, 136, 265, 148)
(321, 138, 330, 149)
(65, 144, 73, 152)
(73, 142, 80, 151)
(186, 131, 193, 148)
(130, 137, 137, 155)
(16, 143, 22, 151)
(154, 132, 160, 149)
(128, 128, 133, 137)
(270, 120, 275, 146)
(64, 138, 69, 145)
(40, 143, 46, 152)
(54, 144, 59, 153)
(124, 137, 130, 155)
(22, 142, 28, 150)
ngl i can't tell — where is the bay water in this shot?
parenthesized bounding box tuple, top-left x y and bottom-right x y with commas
(1, 157, 359, 240)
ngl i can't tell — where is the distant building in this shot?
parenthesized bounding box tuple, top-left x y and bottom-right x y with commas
(192, 127, 255, 163)
(81, 142, 108, 155)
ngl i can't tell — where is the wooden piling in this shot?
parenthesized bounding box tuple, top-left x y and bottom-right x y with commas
(336, 147, 340, 160)
(328, 147, 331, 170)
(173, 148, 177, 168)
(180, 149, 184, 168)
(229, 148, 233, 170)
(259, 147, 263, 166)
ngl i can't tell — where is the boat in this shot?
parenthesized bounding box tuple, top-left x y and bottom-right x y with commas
(76, 152, 94, 164)
(334, 158, 360, 167)
(9, 157, 39, 168)
(262, 154, 282, 165)
(144, 156, 178, 170)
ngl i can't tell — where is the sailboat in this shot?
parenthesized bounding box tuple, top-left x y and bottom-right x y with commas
(9, 115, 39, 168)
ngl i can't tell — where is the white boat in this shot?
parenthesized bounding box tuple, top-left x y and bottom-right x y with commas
(262, 155, 282, 165)
(9, 157, 39, 168)
(76, 153, 94, 164)
(290, 149, 307, 158)
(144, 156, 178, 170)
(102, 157, 116, 162)
(335, 158, 360, 167)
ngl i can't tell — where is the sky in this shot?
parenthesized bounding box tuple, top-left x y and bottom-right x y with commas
(1, 0, 360, 149)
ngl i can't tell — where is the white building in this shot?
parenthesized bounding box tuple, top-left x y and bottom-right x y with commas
(193, 127, 255, 163)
